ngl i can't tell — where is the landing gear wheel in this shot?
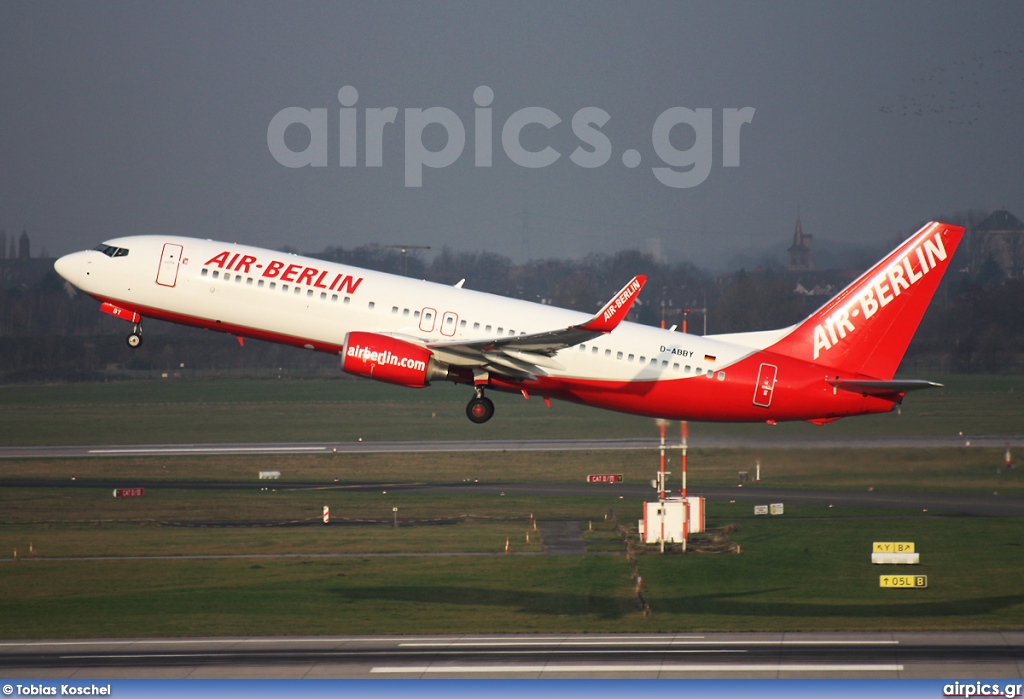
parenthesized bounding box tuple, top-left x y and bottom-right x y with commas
(466, 396, 495, 424)
(126, 332, 143, 348)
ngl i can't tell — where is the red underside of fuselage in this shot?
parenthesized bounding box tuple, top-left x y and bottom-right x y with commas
(98, 295, 900, 423)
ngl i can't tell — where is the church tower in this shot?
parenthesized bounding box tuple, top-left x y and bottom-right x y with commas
(787, 212, 813, 270)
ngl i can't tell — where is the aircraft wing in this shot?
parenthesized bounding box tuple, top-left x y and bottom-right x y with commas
(425, 275, 646, 378)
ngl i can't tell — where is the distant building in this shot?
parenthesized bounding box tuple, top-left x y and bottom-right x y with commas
(18, 230, 30, 260)
(970, 209, 1024, 279)
(787, 213, 813, 270)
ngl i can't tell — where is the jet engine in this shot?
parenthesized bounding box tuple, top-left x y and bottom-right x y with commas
(341, 331, 449, 388)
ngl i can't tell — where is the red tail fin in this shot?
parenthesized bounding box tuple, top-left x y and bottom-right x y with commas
(766, 222, 964, 379)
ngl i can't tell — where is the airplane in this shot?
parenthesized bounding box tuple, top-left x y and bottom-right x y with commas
(54, 221, 963, 425)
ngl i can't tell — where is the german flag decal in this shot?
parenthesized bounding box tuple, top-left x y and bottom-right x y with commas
(704, 354, 716, 362)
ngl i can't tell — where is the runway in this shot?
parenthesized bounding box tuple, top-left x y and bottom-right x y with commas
(2, 632, 1021, 679)
(2, 434, 1023, 459)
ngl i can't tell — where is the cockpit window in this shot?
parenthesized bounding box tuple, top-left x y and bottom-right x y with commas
(94, 244, 130, 257)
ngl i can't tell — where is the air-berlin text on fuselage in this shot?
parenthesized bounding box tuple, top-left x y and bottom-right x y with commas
(813, 231, 948, 360)
(603, 278, 643, 322)
(346, 344, 427, 372)
(203, 251, 363, 294)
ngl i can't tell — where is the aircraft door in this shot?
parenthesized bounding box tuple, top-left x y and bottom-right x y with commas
(440, 311, 458, 336)
(419, 307, 436, 333)
(753, 362, 777, 408)
(156, 243, 183, 287)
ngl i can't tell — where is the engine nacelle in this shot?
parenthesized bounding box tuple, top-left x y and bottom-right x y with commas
(341, 331, 449, 388)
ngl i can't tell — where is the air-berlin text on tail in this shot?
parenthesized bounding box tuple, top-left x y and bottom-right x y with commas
(203, 251, 363, 294)
(813, 230, 949, 360)
(603, 278, 643, 322)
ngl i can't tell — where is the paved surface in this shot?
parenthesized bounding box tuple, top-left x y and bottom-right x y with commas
(1, 478, 1022, 517)
(1, 632, 1021, 679)
(538, 520, 587, 555)
(2, 435, 1023, 459)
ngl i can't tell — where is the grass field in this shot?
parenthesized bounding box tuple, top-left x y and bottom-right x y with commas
(0, 376, 1022, 638)
(1, 373, 1022, 446)
(2, 444, 1020, 494)
(1, 505, 1021, 637)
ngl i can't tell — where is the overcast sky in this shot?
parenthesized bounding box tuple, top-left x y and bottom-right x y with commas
(2, 1, 1022, 269)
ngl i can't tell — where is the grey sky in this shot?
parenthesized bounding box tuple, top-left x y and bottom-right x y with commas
(2, 1, 1022, 269)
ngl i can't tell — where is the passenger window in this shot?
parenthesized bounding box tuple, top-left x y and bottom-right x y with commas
(616, 352, 623, 360)
(320, 292, 327, 300)
(592, 347, 598, 354)
(673, 363, 680, 370)
(246, 278, 253, 286)
(392, 306, 399, 314)
(639, 356, 645, 363)
(270, 282, 276, 290)
(201, 269, 209, 277)
(306, 289, 313, 297)
(403, 309, 410, 316)
(460, 320, 467, 328)
(497, 327, 503, 334)
(717, 371, 726, 381)
(236, 275, 242, 283)
(282, 284, 289, 292)
(473, 322, 480, 330)
(684, 365, 691, 373)
(368, 302, 375, 310)
(344, 297, 350, 304)
(605, 349, 611, 357)
(628, 354, 635, 362)
(485, 325, 492, 332)
(257, 280, 264, 288)
(707, 369, 714, 377)
(331, 294, 338, 301)
(212, 271, 219, 279)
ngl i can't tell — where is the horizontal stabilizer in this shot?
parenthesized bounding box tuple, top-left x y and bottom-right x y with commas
(829, 379, 943, 396)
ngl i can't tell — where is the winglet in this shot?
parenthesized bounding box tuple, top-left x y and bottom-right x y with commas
(578, 275, 647, 333)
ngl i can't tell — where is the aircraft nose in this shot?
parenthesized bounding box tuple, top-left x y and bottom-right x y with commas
(54, 251, 86, 286)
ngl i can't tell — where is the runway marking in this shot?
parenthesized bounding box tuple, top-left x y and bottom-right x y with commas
(0, 637, 490, 647)
(87, 447, 327, 455)
(372, 663, 904, 674)
(62, 650, 742, 660)
(400, 640, 898, 647)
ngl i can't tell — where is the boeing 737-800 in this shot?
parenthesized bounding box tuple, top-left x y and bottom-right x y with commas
(54, 222, 963, 425)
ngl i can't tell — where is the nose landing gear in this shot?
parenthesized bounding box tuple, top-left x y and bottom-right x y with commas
(466, 386, 495, 424)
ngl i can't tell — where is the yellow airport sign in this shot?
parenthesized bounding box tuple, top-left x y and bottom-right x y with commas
(880, 575, 928, 588)
(873, 542, 915, 553)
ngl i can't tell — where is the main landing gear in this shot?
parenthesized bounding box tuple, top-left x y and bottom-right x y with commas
(126, 321, 143, 348)
(466, 386, 495, 424)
